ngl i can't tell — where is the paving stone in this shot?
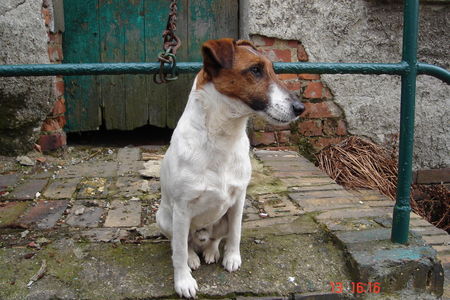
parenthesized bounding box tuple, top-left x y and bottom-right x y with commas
(77, 177, 111, 199)
(316, 207, 391, 221)
(348, 246, 443, 294)
(243, 215, 299, 229)
(113, 177, 148, 198)
(321, 218, 381, 232)
(288, 189, 356, 201)
(432, 245, 450, 253)
(294, 197, 365, 212)
(243, 198, 260, 221)
(139, 160, 161, 178)
(104, 200, 141, 227)
(65, 200, 105, 228)
(422, 235, 450, 246)
(348, 189, 391, 201)
(117, 147, 141, 162)
(410, 218, 433, 227)
(118, 160, 144, 176)
(373, 216, 393, 228)
(79, 228, 129, 242)
(361, 200, 394, 207)
(259, 194, 302, 217)
(135, 223, 160, 238)
(57, 161, 118, 178)
(288, 184, 344, 192)
(0, 201, 31, 228)
(19, 200, 68, 229)
(279, 176, 335, 187)
(7, 179, 48, 200)
(273, 170, 328, 178)
(264, 160, 317, 172)
(0, 173, 20, 192)
(141, 153, 164, 161)
(31, 171, 54, 179)
(43, 178, 80, 199)
(335, 228, 391, 244)
(411, 226, 448, 236)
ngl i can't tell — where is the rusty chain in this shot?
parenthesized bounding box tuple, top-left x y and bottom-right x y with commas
(154, 0, 181, 84)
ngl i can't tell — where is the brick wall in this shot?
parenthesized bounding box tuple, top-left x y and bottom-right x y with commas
(248, 35, 349, 156)
(39, 1, 67, 151)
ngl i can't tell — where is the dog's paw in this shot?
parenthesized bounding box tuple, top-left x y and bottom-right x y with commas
(222, 252, 241, 272)
(203, 247, 220, 264)
(175, 272, 198, 299)
(188, 251, 201, 270)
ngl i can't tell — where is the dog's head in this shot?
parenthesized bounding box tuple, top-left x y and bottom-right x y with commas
(198, 38, 305, 124)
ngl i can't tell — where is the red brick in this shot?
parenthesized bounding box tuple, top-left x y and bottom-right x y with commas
(297, 44, 309, 62)
(278, 74, 297, 80)
(336, 120, 347, 136)
(303, 82, 324, 99)
(276, 130, 291, 144)
(250, 132, 276, 146)
(323, 87, 334, 100)
(261, 49, 292, 62)
(54, 80, 65, 98)
(252, 35, 275, 47)
(299, 74, 320, 80)
(311, 137, 344, 151)
(55, 115, 66, 128)
(48, 32, 62, 44)
(302, 102, 342, 119)
(42, 8, 51, 26)
(298, 120, 323, 136)
(416, 168, 450, 184)
(51, 98, 66, 116)
(48, 45, 63, 62)
(38, 132, 67, 152)
(41, 118, 61, 132)
(284, 80, 301, 91)
(287, 40, 299, 48)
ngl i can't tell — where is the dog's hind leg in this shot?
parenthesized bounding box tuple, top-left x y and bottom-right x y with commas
(203, 216, 228, 264)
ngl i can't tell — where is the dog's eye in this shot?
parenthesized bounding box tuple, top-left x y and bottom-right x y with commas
(249, 65, 263, 78)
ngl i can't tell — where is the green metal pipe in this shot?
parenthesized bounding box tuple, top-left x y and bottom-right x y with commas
(418, 63, 450, 84)
(391, 0, 420, 244)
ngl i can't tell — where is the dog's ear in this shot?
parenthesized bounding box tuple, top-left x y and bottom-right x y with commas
(201, 38, 236, 78)
(236, 39, 257, 51)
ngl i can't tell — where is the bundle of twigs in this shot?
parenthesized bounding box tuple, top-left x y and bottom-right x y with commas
(316, 136, 450, 233)
(316, 136, 398, 199)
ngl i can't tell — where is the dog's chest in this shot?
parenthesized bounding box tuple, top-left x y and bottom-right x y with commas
(189, 152, 251, 229)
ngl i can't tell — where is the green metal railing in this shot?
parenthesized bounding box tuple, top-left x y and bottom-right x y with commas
(0, 0, 449, 243)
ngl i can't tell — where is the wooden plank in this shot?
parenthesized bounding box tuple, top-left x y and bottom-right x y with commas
(166, 0, 193, 129)
(144, 0, 168, 128)
(123, 0, 148, 130)
(99, 0, 126, 130)
(62, 0, 101, 132)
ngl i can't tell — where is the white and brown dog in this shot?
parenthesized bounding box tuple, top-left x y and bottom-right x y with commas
(156, 38, 305, 298)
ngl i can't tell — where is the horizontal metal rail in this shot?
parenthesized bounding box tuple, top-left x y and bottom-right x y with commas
(0, 62, 449, 83)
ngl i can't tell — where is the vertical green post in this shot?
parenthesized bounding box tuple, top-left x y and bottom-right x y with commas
(391, 0, 419, 244)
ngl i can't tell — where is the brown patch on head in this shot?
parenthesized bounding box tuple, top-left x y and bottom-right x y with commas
(199, 38, 290, 112)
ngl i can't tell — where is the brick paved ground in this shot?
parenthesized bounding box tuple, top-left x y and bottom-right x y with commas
(0, 147, 447, 299)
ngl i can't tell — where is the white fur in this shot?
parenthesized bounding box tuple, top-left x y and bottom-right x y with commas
(262, 83, 298, 125)
(156, 77, 253, 298)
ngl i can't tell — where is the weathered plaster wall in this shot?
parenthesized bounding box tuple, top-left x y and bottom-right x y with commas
(0, 0, 54, 155)
(244, 0, 449, 169)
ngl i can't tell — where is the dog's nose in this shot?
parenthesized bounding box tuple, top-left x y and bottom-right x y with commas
(292, 100, 305, 116)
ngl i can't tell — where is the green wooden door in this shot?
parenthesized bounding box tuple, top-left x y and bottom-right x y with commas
(63, 0, 239, 132)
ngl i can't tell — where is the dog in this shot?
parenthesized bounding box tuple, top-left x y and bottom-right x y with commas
(156, 38, 305, 298)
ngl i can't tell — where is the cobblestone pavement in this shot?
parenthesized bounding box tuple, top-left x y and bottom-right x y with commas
(0, 146, 448, 299)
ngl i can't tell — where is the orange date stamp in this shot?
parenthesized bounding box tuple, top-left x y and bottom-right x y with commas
(330, 281, 381, 294)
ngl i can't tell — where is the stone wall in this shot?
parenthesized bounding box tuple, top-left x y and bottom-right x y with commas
(0, 0, 61, 155)
(243, 0, 450, 170)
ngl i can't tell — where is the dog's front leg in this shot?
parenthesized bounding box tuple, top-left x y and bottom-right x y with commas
(222, 191, 245, 272)
(172, 209, 198, 298)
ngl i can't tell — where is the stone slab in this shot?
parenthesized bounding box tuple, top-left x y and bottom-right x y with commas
(118, 160, 144, 176)
(77, 177, 111, 199)
(321, 218, 382, 232)
(261, 194, 302, 217)
(117, 147, 141, 162)
(295, 197, 365, 212)
(113, 177, 148, 198)
(410, 218, 433, 227)
(316, 208, 391, 221)
(288, 184, 344, 192)
(280, 177, 335, 187)
(362, 200, 394, 207)
(411, 226, 448, 236)
(19, 200, 68, 229)
(422, 235, 450, 246)
(139, 160, 161, 178)
(7, 179, 48, 200)
(0, 173, 20, 191)
(78, 228, 130, 242)
(43, 178, 80, 199)
(65, 200, 105, 228)
(289, 190, 356, 201)
(273, 170, 328, 178)
(0, 201, 30, 228)
(335, 228, 391, 244)
(103, 200, 141, 227)
(57, 161, 118, 178)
